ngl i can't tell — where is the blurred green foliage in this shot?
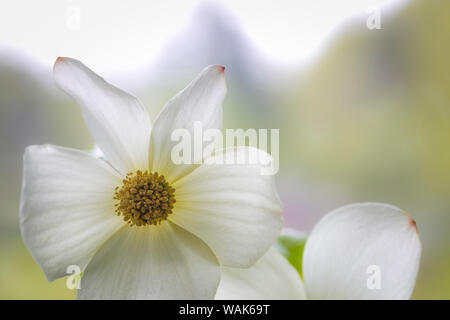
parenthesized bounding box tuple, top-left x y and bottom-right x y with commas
(0, 239, 75, 299)
(276, 234, 307, 278)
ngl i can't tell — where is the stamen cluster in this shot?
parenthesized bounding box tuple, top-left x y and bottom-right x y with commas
(114, 170, 176, 226)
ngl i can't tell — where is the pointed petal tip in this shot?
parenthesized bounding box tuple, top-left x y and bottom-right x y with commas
(55, 56, 68, 65)
(53, 57, 79, 70)
(407, 215, 418, 232)
(53, 57, 70, 71)
(206, 64, 225, 75)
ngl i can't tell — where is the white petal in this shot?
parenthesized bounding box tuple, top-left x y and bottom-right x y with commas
(78, 221, 220, 299)
(19, 145, 125, 281)
(302, 203, 422, 300)
(170, 147, 283, 268)
(216, 248, 306, 300)
(150, 65, 226, 182)
(53, 57, 151, 174)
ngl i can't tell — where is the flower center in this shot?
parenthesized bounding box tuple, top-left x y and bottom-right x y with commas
(114, 170, 176, 227)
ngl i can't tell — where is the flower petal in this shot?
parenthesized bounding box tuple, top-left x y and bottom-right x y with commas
(53, 57, 151, 174)
(170, 147, 283, 268)
(150, 65, 226, 182)
(216, 248, 306, 300)
(302, 203, 422, 300)
(19, 144, 125, 282)
(78, 221, 220, 299)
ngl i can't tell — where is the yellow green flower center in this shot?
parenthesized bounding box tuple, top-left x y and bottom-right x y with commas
(114, 170, 176, 227)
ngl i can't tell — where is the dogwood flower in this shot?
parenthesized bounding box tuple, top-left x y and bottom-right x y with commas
(19, 58, 283, 299)
(215, 203, 422, 300)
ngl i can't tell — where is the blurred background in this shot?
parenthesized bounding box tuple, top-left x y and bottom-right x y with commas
(1, 0, 449, 299)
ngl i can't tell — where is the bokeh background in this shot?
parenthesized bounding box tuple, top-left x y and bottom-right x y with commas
(1, 0, 449, 299)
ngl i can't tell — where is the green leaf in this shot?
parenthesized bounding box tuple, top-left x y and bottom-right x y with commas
(275, 230, 307, 278)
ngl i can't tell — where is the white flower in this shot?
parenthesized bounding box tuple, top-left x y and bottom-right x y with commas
(215, 203, 422, 300)
(19, 57, 283, 299)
